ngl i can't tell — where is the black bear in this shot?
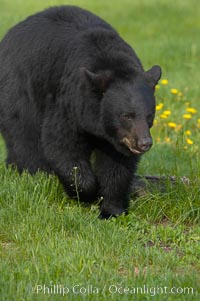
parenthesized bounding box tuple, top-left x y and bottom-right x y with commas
(0, 6, 161, 218)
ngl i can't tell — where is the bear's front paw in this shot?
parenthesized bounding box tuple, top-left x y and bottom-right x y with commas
(99, 206, 127, 219)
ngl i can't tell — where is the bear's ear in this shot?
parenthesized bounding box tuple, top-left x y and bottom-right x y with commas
(145, 65, 162, 86)
(80, 67, 113, 94)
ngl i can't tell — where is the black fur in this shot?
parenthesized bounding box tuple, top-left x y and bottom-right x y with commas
(0, 6, 161, 218)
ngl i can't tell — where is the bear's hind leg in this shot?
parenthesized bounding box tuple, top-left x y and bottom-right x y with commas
(5, 138, 50, 174)
(2, 125, 50, 174)
(1, 90, 50, 173)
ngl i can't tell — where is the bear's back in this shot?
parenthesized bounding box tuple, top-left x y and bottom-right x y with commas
(0, 6, 115, 68)
(4, 5, 114, 41)
(37, 6, 113, 31)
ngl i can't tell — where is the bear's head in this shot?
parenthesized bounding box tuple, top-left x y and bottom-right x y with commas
(80, 65, 161, 156)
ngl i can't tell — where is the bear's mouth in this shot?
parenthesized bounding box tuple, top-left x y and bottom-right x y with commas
(120, 137, 144, 155)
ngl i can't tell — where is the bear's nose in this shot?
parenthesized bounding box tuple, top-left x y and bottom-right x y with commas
(138, 138, 152, 152)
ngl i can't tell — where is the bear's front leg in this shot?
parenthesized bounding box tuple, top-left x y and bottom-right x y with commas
(95, 149, 139, 219)
(41, 112, 97, 203)
(45, 146, 98, 203)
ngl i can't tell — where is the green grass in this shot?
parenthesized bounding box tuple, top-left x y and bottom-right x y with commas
(0, 0, 200, 300)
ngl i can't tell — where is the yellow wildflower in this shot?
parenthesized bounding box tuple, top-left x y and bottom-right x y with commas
(168, 122, 177, 128)
(156, 103, 164, 111)
(155, 84, 160, 90)
(170, 88, 179, 95)
(164, 137, 171, 143)
(160, 114, 168, 119)
(153, 119, 158, 125)
(186, 107, 197, 114)
(161, 79, 168, 85)
(186, 138, 193, 145)
(163, 110, 171, 116)
(183, 114, 192, 119)
(185, 130, 191, 136)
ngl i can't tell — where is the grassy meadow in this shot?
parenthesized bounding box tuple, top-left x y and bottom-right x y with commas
(0, 0, 200, 300)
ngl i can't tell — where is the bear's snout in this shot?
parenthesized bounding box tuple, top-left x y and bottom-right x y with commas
(121, 135, 152, 155)
(137, 137, 152, 152)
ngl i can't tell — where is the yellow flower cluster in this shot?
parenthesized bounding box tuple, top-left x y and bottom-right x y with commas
(186, 107, 197, 114)
(154, 78, 199, 147)
(156, 103, 164, 111)
(168, 122, 176, 128)
(170, 88, 179, 95)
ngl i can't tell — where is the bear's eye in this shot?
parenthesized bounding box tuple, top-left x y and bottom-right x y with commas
(147, 114, 154, 127)
(122, 113, 135, 121)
